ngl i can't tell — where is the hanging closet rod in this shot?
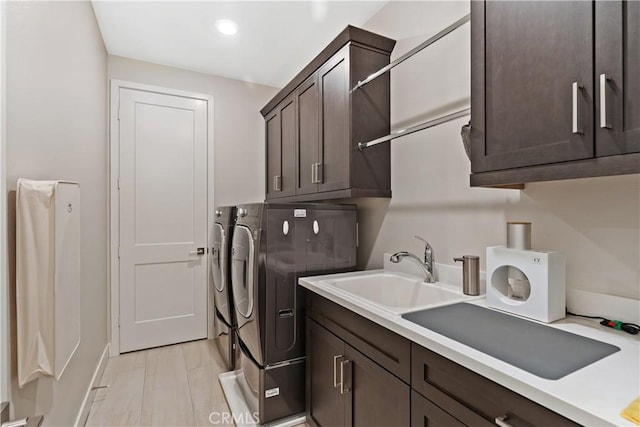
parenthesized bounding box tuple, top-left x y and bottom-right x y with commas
(358, 107, 470, 150)
(352, 13, 470, 92)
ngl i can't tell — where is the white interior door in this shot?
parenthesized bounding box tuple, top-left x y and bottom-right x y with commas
(118, 87, 208, 353)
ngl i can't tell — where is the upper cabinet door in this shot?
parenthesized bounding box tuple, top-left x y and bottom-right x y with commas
(265, 109, 281, 199)
(280, 96, 296, 198)
(296, 75, 320, 196)
(319, 46, 351, 193)
(471, 1, 594, 173)
(265, 96, 296, 199)
(595, 0, 640, 156)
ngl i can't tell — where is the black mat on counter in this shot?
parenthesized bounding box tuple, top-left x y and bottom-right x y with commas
(402, 303, 620, 380)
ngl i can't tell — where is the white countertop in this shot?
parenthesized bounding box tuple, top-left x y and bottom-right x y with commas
(299, 270, 640, 427)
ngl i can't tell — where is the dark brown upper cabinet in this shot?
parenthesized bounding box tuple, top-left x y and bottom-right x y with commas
(295, 75, 320, 196)
(470, 1, 640, 187)
(317, 46, 351, 194)
(472, 1, 594, 173)
(265, 94, 296, 198)
(262, 26, 395, 202)
(595, 1, 640, 156)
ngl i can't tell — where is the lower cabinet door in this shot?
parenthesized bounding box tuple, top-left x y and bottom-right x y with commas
(411, 391, 465, 427)
(345, 344, 410, 427)
(307, 319, 346, 427)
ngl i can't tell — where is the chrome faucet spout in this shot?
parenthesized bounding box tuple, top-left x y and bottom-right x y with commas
(389, 251, 434, 283)
(389, 251, 409, 263)
(414, 235, 435, 283)
(389, 236, 436, 283)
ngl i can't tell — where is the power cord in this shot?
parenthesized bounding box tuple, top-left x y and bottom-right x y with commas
(567, 311, 640, 335)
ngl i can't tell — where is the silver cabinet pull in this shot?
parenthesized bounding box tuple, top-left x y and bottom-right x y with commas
(333, 355, 343, 388)
(189, 247, 205, 255)
(572, 82, 583, 134)
(311, 163, 323, 184)
(495, 415, 515, 427)
(273, 175, 281, 191)
(600, 74, 611, 129)
(340, 359, 351, 394)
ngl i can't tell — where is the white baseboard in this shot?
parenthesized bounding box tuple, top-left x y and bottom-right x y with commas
(74, 343, 109, 427)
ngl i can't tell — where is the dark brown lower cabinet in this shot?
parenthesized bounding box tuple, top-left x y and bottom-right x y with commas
(306, 318, 410, 427)
(411, 344, 580, 427)
(346, 343, 410, 427)
(411, 391, 465, 427)
(306, 292, 582, 427)
(307, 318, 346, 426)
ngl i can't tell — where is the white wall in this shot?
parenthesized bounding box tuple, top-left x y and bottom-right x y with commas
(6, 2, 108, 425)
(358, 1, 640, 300)
(108, 55, 279, 207)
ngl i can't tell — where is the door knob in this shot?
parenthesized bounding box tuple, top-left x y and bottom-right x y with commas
(189, 247, 205, 255)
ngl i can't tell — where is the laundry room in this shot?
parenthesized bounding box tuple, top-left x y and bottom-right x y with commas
(0, 1, 638, 427)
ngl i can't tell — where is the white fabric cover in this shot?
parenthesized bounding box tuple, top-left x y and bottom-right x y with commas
(16, 179, 81, 387)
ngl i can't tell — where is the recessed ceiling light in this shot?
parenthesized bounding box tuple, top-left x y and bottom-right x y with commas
(215, 19, 238, 36)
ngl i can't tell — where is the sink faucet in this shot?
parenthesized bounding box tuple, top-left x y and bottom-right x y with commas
(390, 235, 435, 283)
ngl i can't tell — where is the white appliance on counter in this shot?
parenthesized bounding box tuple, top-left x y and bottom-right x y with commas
(486, 246, 565, 323)
(16, 179, 81, 387)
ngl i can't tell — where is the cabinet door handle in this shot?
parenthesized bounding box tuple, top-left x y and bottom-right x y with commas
(311, 163, 322, 184)
(495, 414, 515, 427)
(311, 163, 321, 184)
(273, 175, 281, 191)
(340, 359, 351, 394)
(333, 355, 343, 388)
(600, 74, 611, 129)
(572, 82, 583, 134)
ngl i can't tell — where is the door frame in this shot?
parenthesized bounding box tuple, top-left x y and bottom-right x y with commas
(0, 0, 8, 404)
(109, 79, 214, 356)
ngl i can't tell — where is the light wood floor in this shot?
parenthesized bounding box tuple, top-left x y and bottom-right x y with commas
(86, 339, 235, 427)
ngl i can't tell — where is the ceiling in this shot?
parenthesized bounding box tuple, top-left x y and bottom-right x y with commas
(92, 1, 389, 89)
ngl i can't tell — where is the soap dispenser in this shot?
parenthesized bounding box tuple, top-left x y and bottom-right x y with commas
(453, 255, 480, 296)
